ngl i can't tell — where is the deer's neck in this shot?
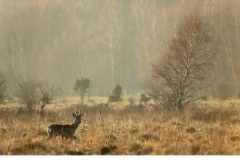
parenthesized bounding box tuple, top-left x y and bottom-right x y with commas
(71, 121, 81, 131)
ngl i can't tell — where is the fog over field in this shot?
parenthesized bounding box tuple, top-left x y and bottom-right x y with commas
(1, 0, 240, 156)
(0, 0, 240, 98)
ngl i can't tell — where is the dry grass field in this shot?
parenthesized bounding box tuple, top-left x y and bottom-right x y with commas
(0, 98, 240, 155)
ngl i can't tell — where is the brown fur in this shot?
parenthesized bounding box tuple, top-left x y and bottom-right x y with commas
(47, 111, 83, 139)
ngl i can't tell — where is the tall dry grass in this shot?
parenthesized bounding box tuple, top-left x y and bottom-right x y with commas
(0, 100, 240, 155)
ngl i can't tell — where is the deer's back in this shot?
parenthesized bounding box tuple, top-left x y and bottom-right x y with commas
(47, 124, 74, 137)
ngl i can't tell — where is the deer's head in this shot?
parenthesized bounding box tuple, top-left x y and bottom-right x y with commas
(73, 108, 83, 123)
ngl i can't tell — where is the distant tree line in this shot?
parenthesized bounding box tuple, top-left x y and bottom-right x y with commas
(0, 0, 239, 98)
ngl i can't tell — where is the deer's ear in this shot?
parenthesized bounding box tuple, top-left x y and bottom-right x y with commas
(73, 113, 76, 118)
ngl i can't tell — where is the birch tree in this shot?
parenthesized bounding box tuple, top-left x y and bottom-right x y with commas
(103, 0, 124, 87)
(151, 11, 217, 111)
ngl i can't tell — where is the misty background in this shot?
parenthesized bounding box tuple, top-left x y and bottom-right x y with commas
(0, 0, 239, 99)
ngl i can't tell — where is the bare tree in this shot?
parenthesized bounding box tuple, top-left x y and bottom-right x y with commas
(16, 80, 40, 112)
(0, 72, 7, 104)
(151, 11, 217, 111)
(39, 87, 57, 116)
(102, 0, 124, 87)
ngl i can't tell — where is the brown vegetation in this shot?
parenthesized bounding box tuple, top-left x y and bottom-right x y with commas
(0, 100, 240, 155)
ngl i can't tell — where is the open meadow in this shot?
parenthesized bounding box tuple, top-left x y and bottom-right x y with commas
(1, 98, 240, 155)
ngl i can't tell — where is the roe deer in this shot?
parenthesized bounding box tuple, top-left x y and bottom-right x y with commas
(47, 108, 83, 139)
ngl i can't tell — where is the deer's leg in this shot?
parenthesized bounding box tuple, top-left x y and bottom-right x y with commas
(70, 135, 75, 140)
(47, 134, 53, 140)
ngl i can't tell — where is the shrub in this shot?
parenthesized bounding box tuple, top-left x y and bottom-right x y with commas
(16, 80, 40, 112)
(108, 85, 122, 102)
(128, 97, 135, 106)
(140, 93, 151, 105)
(39, 87, 57, 116)
(74, 78, 90, 105)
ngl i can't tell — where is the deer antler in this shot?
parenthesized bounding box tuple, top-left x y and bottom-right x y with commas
(75, 107, 77, 115)
(79, 108, 83, 116)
